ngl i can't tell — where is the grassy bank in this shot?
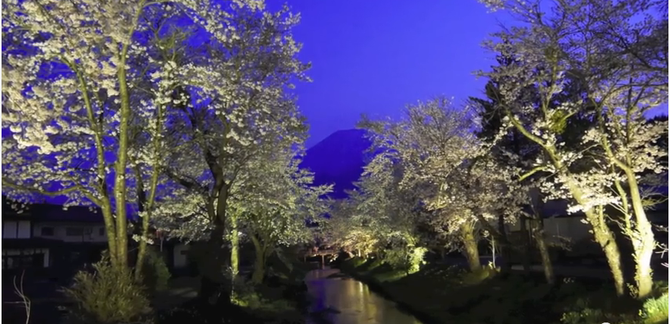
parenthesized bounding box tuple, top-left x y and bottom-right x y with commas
(155, 259, 316, 324)
(154, 277, 308, 324)
(337, 257, 669, 324)
(53, 254, 317, 324)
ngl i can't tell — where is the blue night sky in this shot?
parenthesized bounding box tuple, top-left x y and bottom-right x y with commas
(274, 1, 513, 147)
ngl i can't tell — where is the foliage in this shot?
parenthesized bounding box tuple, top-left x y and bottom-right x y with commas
(2, 0, 309, 277)
(233, 289, 295, 313)
(383, 246, 427, 274)
(140, 248, 171, 294)
(559, 307, 628, 324)
(231, 141, 333, 249)
(475, 0, 668, 297)
(148, 0, 311, 247)
(357, 97, 530, 266)
(640, 293, 669, 324)
(63, 255, 150, 324)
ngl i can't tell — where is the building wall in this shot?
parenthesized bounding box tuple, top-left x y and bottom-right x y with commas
(173, 244, 190, 269)
(543, 217, 591, 244)
(32, 222, 107, 243)
(2, 220, 32, 239)
(2, 248, 50, 268)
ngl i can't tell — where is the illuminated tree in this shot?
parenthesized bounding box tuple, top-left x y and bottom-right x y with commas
(2, 0, 276, 272)
(230, 142, 332, 284)
(477, 0, 667, 297)
(360, 98, 518, 272)
(2, 3, 308, 304)
(141, 2, 306, 302)
(326, 197, 383, 258)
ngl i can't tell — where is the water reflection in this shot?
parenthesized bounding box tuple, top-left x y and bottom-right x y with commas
(305, 268, 423, 324)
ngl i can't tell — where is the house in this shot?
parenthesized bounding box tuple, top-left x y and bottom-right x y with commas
(2, 210, 51, 270)
(2, 199, 110, 273)
(508, 198, 591, 243)
(1, 198, 193, 275)
(507, 189, 669, 264)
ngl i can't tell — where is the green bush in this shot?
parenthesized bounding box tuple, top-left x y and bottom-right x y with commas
(559, 297, 643, 324)
(140, 249, 171, 294)
(560, 307, 608, 324)
(63, 254, 150, 324)
(408, 247, 428, 274)
(382, 246, 427, 274)
(640, 293, 668, 324)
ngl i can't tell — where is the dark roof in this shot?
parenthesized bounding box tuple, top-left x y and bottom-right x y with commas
(2, 196, 136, 223)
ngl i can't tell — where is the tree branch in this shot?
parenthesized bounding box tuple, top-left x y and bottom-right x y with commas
(519, 165, 551, 181)
(2, 180, 101, 205)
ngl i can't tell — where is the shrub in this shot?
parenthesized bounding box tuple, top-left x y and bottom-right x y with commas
(140, 249, 171, 294)
(560, 307, 608, 324)
(382, 246, 427, 274)
(559, 297, 643, 324)
(640, 293, 668, 324)
(63, 254, 150, 324)
(232, 281, 295, 313)
(408, 247, 428, 274)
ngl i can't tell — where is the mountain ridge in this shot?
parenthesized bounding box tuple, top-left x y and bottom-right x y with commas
(300, 128, 374, 199)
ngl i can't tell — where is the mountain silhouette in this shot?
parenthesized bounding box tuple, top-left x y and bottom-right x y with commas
(300, 129, 374, 199)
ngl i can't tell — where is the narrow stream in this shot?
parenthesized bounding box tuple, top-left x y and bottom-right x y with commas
(305, 267, 423, 324)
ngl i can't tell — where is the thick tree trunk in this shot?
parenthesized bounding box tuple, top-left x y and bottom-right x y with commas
(198, 223, 228, 304)
(229, 212, 240, 295)
(461, 222, 481, 272)
(133, 144, 162, 281)
(588, 206, 625, 297)
(529, 214, 555, 284)
(565, 179, 626, 296)
(100, 201, 118, 266)
(113, 50, 133, 270)
(633, 235, 655, 299)
(595, 229, 626, 296)
(251, 235, 266, 285)
(625, 172, 656, 299)
(510, 112, 626, 294)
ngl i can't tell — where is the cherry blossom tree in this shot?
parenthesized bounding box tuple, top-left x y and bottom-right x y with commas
(325, 196, 384, 259)
(355, 153, 427, 272)
(230, 144, 332, 284)
(477, 0, 667, 297)
(2, 0, 257, 272)
(359, 97, 520, 273)
(2, 2, 308, 301)
(133, 2, 306, 302)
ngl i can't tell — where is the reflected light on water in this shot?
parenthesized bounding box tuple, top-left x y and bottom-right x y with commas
(305, 268, 423, 324)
